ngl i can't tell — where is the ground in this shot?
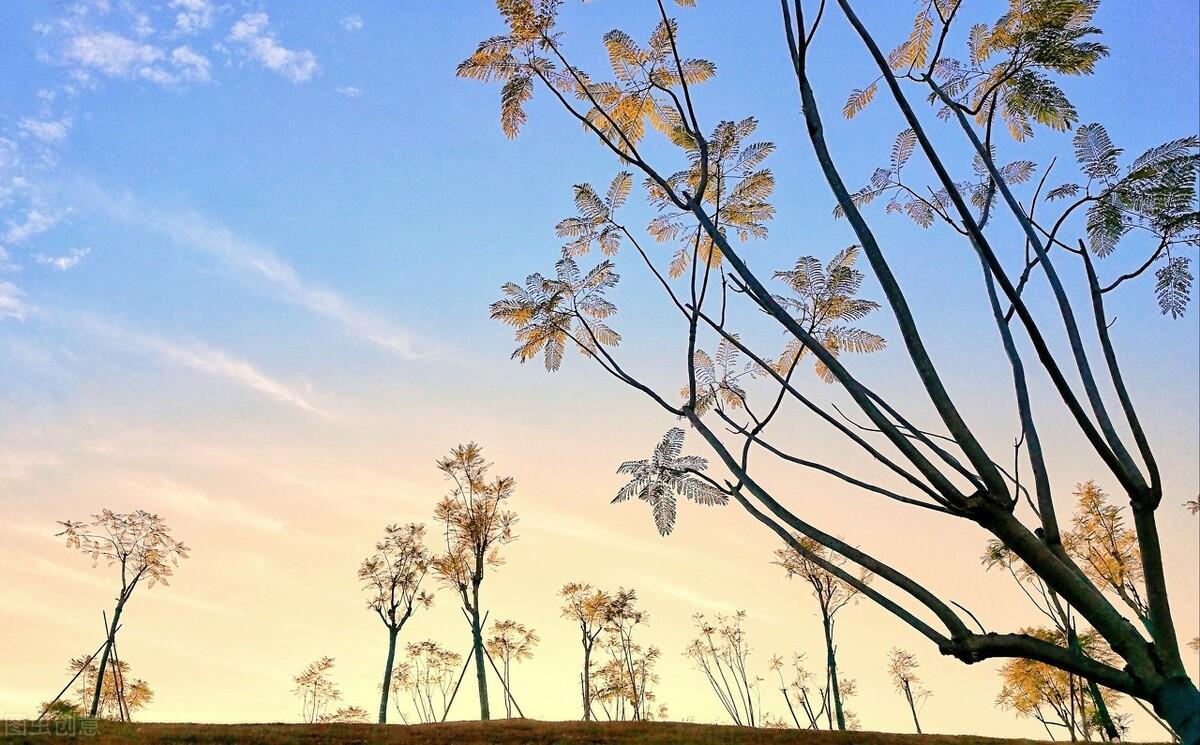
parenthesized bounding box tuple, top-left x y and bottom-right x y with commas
(0, 720, 1103, 745)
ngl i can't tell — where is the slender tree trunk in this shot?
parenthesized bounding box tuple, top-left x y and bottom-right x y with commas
(821, 613, 845, 730)
(582, 639, 593, 720)
(903, 680, 922, 734)
(378, 625, 399, 724)
(90, 599, 124, 718)
(470, 586, 490, 720)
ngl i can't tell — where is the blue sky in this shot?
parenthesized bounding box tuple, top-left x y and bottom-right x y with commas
(0, 0, 1198, 735)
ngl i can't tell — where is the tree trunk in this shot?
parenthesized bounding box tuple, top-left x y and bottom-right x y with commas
(470, 586, 490, 721)
(378, 625, 399, 724)
(821, 613, 845, 730)
(904, 680, 922, 734)
(582, 640, 593, 721)
(90, 599, 123, 718)
(1152, 677, 1200, 745)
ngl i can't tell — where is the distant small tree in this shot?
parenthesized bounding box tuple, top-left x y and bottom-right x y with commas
(769, 653, 825, 729)
(887, 648, 929, 734)
(62, 654, 153, 721)
(593, 588, 660, 721)
(997, 627, 1130, 741)
(685, 611, 761, 727)
(431, 442, 518, 721)
(391, 640, 462, 724)
(293, 657, 341, 724)
(322, 705, 369, 723)
(774, 535, 869, 730)
(358, 522, 434, 723)
(57, 509, 187, 718)
(559, 582, 612, 720)
(486, 619, 539, 718)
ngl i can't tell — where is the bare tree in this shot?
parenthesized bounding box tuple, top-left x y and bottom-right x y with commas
(322, 706, 370, 723)
(430, 442, 518, 721)
(358, 522, 434, 723)
(293, 656, 341, 724)
(59, 655, 153, 721)
(774, 535, 869, 730)
(559, 582, 612, 719)
(888, 648, 930, 734)
(591, 588, 661, 721)
(391, 640, 463, 724)
(684, 611, 762, 727)
(769, 654, 825, 730)
(57, 509, 187, 718)
(463, 1, 1200, 738)
(486, 619, 539, 718)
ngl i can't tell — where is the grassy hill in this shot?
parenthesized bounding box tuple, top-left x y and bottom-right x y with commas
(0, 719, 1083, 745)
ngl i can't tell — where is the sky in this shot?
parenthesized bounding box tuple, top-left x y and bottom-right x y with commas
(0, 0, 1197, 738)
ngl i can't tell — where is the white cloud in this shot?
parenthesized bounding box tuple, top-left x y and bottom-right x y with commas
(0, 281, 26, 320)
(339, 15, 363, 32)
(34, 246, 89, 271)
(135, 476, 287, 534)
(228, 12, 318, 83)
(336, 85, 361, 98)
(169, 45, 211, 82)
(4, 209, 58, 244)
(170, 0, 215, 35)
(19, 117, 71, 144)
(87, 190, 420, 359)
(62, 30, 163, 78)
(81, 316, 326, 415)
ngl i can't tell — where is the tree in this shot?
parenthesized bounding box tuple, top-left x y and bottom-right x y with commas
(997, 628, 1130, 741)
(592, 588, 661, 721)
(430, 442, 518, 721)
(769, 653, 825, 730)
(391, 640, 463, 724)
(57, 509, 187, 718)
(774, 535, 869, 730)
(322, 706, 370, 723)
(293, 656, 341, 724)
(465, 1, 1200, 738)
(61, 654, 153, 721)
(485, 618, 539, 718)
(559, 582, 612, 720)
(684, 611, 761, 727)
(887, 648, 930, 734)
(358, 522, 434, 723)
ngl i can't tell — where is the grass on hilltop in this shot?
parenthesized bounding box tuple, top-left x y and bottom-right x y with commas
(0, 719, 1102, 745)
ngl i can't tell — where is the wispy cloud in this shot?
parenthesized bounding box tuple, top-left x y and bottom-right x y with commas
(339, 15, 364, 33)
(34, 246, 89, 271)
(131, 476, 288, 535)
(78, 315, 326, 415)
(19, 116, 71, 144)
(336, 86, 362, 98)
(228, 13, 318, 83)
(85, 189, 420, 359)
(0, 281, 27, 320)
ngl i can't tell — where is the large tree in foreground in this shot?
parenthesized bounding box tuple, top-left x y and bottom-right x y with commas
(465, 0, 1200, 739)
(58, 509, 188, 719)
(358, 522, 434, 723)
(431, 442, 518, 721)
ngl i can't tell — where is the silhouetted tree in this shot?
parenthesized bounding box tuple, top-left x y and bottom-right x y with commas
(391, 640, 462, 724)
(293, 656, 341, 724)
(431, 442, 518, 721)
(57, 509, 187, 718)
(465, 1, 1200, 737)
(775, 535, 869, 730)
(593, 588, 661, 721)
(559, 582, 612, 720)
(685, 611, 762, 726)
(888, 648, 929, 734)
(358, 522, 434, 723)
(322, 705, 369, 723)
(769, 653, 825, 729)
(486, 619, 539, 718)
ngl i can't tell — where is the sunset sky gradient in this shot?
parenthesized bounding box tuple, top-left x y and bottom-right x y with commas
(1, 1, 1197, 739)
